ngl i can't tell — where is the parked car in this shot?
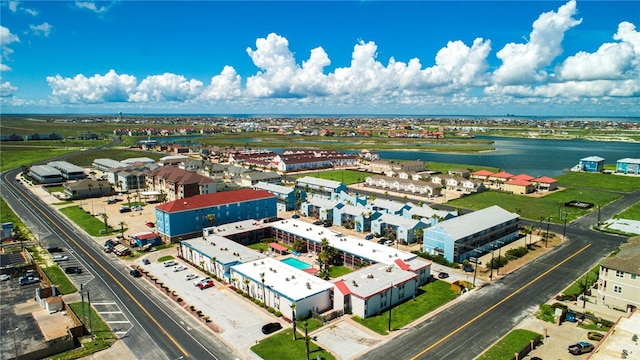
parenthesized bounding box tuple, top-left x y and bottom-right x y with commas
(46, 246, 63, 253)
(323, 222, 333, 227)
(261, 322, 282, 334)
(163, 260, 177, 267)
(198, 280, 214, 290)
(193, 277, 211, 286)
(438, 272, 450, 279)
(141, 258, 150, 265)
(587, 332, 604, 341)
(119, 206, 131, 213)
(364, 234, 374, 240)
(568, 341, 594, 355)
(104, 239, 117, 248)
(132, 205, 143, 211)
(19, 275, 40, 286)
(52, 255, 69, 262)
(291, 214, 300, 219)
(1, 274, 10, 281)
(384, 240, 394, 246)
(64, 266, 82, 274)
(106, 199, 117, 204)
(185, 273, 198, 281)
(145, 221, 155, 227)
(172, 265, 187, 272)
(129, 269, 142, 278)
(313, 220, 323, 225)
(463, 264, 474, 272)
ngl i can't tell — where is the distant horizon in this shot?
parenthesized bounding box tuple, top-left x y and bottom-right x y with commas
(1, 1, 639, 116)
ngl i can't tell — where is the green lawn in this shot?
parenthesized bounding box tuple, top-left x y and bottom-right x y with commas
(353, 280, 458, 335)
(59, 205, 115, 236)
(42, 266, 78, 294)
(251, 328, 335, 360)
(329, 265, 353, 278)
(556, 172, 640, 193)
(449, 188, 621, 223)
(535, 304, 556, 323)
(616, 200, 640, 221)
(295, 169, 369, 186)
(476, 329, 541, 360)
(64, 149, 164, 167)
(157, 255, 175, 262)
(1, 197, 26, 228)
(563, 265, 600, 296)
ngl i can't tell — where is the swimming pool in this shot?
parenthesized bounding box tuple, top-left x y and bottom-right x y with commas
(281, 257, 311, 270)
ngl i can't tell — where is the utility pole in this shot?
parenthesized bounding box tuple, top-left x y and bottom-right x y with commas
(545, 217, 551, 248)
(496, 241, 503, 276)
(490, 244, 495, 281)
(563, 212, 568, 239)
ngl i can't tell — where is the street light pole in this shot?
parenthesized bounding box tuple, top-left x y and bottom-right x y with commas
(563, 212, 568, 239)
(489, 244, 495, 281)
(496, 242, 503, 276)
(545, 217, 551, 248)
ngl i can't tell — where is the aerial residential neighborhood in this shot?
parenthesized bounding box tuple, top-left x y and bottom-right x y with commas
(2, 129, 639, 360)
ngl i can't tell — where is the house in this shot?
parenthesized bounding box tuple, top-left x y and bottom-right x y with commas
(106, 162, 159, 192)
(616, 158, 640, 175)
(503, 178, 534, 194)
(155, 189, 277, 242)
(576, 156, 605, 173)
(237, 171, 282, 187)
(296, 176, 347, 200)
(130, 231, 163, 248)
(63, 179, 114, 199)
(470, 169, 494, 182)
(596, 237, 640, 313)
(365, 176, 442, 197)
(532, 176, 558, 192)
(254, 181, 301, 211)
(300, 197, 338, 222)
(28, 165, 63, 184)
(158, 155, 191, 166)
(487, 171, 514, 190)
(371, 213, 428, 244)
(332, 204, 379, 232)
(422, 205, 520, 263)
(146, 166, 216, 202)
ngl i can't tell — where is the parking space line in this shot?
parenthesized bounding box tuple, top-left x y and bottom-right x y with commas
(106, 321, 131, 324)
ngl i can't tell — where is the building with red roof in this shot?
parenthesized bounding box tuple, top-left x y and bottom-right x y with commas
(532, 176, 558, 192)
(504, 178, 534, 194)
(155, 189, 277, 242)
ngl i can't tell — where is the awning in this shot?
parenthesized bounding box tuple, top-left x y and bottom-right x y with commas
(268, 242, 288, 253)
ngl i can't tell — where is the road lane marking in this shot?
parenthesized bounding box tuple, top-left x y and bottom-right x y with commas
(411, 243, 592, 360)
(4, 178, 190, 358)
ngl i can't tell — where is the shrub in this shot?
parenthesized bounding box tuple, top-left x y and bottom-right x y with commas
(196, 310, 203, 316)
(236, 289, 244, 294)
(274, 311, 282, 317)
(243, 292, 249, 298)
(190, 305, 195, 311)
(506, 246, 529, 259)
(177, 297, 183, 303)
(489, 256, 508, 269)
(267, 307, 275, 313)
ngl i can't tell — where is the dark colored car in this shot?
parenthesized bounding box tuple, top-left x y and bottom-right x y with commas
(142, 258, 150, 265)
(261, 322, 282, 334)
(129, 269, 142, 278)
(291, 214, 300, 219)
(47, 246, 63, 253)
(323, 222, 333, 227)
(107, 199, 117, 204)
(313, 220, 323, 225)
(364, 234, 374, 240)
(438, 272, 449, 279)
(65, 266, 82, 274)
(119, 206, 132, 213)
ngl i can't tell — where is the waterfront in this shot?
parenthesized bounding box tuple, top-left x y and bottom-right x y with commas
(359, 136, 640, 177)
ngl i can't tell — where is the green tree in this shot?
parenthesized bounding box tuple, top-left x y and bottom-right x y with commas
(118, 221, 126, 239)
(317, 238, 337, 280)
(205, 214, 215, 227)
(260, 272, 266, 308)
(290, 302, 297, 340)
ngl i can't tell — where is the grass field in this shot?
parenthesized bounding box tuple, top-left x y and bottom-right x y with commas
(556, 172, 640, 193)
(42, 266, 78, 294)
(295, 169, 369, 185)
(251, 327, 335, 360)
(353, 280, 458, 335)
(58, 205, 114, 236)
(1, 197, 26, 228)
(0, 145, 79, 172)
(449, 188, 621, 223)
(563, 265, 600, 296)
(616, 201, 640, 220)
(476, 329, 541, 360)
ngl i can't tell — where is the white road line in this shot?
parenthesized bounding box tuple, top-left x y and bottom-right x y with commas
(106, 320, 131, 324)
(97, 311, 124, 314)
(92, 302, 117, 305)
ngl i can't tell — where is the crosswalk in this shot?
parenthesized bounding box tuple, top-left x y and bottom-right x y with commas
(92, 301, 133, 338)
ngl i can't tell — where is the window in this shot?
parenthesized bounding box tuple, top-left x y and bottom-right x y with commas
(631, 274, 637, 280)
(614, 285, 623, 294)
(616, 270, 624, 278)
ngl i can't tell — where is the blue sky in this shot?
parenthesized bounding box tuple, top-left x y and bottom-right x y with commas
(1, 0, 639, 116)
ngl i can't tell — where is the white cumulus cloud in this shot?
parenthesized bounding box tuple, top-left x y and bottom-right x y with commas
(199, 65, 243, 100)
(75, 1, 108, 14)
(47, 69, 137, 103)
(0, 80, 18, 97)
(29, 22, 53, 37)
(493, 0, 582, 85)
(130, 73, 203, 102)
(0, 25, 20, 71)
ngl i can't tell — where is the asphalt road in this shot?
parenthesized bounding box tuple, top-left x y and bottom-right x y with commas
(360, 190, 638, 360)
(1, 168, 242, 360)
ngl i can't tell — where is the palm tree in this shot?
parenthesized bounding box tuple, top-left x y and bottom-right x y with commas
(290, 302, 297, 340)
(118, 221, 126, 239)
(205, 214, 215, 227)
(127, 194, 132, 208)
(87, 183, 94, 196)
(100, 213, 109, 232)
(118, 180, 124, 192)
(243, 278, 250, 295)
(259, 272, 266, 308)
(211, 256, 217, 278)
(98, 182, 104, 196)
(303, 320, 311, 360)
(414, 227, 424, 245)
(317, 238, 337, 280)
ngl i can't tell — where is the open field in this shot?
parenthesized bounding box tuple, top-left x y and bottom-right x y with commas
(449, 188, 621, 223)
(251, 328, 336, 360)
(63, 148, 164, 167)
(556, 172, 640, 193)
(0, 145, 80, 172)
